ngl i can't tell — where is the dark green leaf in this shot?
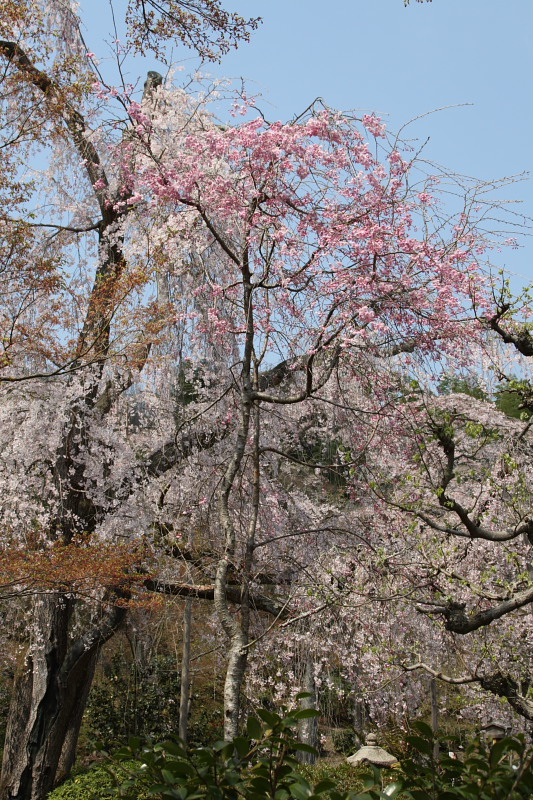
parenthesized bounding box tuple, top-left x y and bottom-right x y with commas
(162, 761, 195, 777)
(257, 708, 281, 726)
(381, 781, 402, 797)
(411, 721, 434, 739)
(212, 739, 230, 752)
(275, 764, 294, 780)
(247, 716, 263, 739)
(162, 740, 186, 757)
(161, 769, 176, 784)
(249, 776, 272, 792)
(313, 779, 336, 793)
(289, 783, 311, 800)
(410, 791, 433, 800)
(406, 734, 433, 757)
(291, 742, 319, 755)
(292, 709, 320, 720)
(127, 736, 143, 750)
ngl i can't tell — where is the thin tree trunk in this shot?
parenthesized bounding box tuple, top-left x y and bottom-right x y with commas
(353, 695, 366, 741)
(178, 599, 192, 743)
(214, 397, 252, 740)
(430, 677, 439, 761)
(216, 388, 261, 741)
(221, 625, 248, 741)
(298, 652, 318, 765)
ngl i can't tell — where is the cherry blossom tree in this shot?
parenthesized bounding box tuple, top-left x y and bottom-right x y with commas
(121, 76, 532, 741)
(125, 0, 260, 62)
(238, 358, 533, 737)
(358, 328, 533, 724)
(0, 2, 259, 797)
(0, 0, 523, 797)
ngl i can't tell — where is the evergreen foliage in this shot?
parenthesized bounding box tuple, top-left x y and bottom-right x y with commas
(496, 379, 533, 421)
(83, 654, 181, 749)
(94, 711, 533, 800)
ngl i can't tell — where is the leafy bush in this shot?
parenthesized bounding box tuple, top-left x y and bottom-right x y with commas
(83, 653, 180, 749)
(186, 704, 224, 748)
(437, 375, 487, 400)
(496, 378, 533, 420)
(46, 762, 149, 800)
(105, 698, 353, 800)
(100, 712, 533, 800)
(299, 761, 367, 794)
(395, 721, 533, 799)
(332, 728, 359, 756)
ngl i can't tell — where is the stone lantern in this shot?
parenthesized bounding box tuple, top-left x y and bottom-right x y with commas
(347, 733, 399, 768)
(481, 722, 508, 744)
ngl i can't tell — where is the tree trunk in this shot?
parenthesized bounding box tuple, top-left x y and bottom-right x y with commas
(222, 627, 248, 741)
(430, 678, 439, 762)
(298, 653, 318, 765)
(0, 594, 125, 800)
(178, 599, 192, 743)
(352, 688, 368, 745)
(54, 649, 99, 785)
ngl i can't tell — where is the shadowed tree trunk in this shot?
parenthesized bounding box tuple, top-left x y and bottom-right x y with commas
(0, 595, 125, 800)
(53, 649, 99, 785)
(179, 598, 193, 743)
(430, 678, 439, 761)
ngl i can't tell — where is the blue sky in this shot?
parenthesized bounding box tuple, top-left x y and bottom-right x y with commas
(87, 0, 532, 290)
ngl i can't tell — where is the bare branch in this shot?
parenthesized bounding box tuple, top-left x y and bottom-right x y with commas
(402, 661, 477, 685)
(404, 661, 533, 721)
(143, 578, 290, 618)
(0, 41, 110, 213)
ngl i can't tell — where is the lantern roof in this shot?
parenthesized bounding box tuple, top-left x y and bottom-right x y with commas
(346, 733, 399, 768)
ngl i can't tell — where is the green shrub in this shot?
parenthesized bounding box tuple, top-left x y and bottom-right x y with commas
(83, 653, 180, 749)
(100, 713, 533, 800)
(396, 721, 533, 799)
(46, 762, 149, 800)
(496, 378, 533, 420)
(437, 375, 487, 400)
(299, 761, 367, 794)
(331, 728, 358, 756)
(187, 704, 224, 748)
(105, 698, 351, 800)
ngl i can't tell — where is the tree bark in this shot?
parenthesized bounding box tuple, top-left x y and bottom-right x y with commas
(298, 653, 318, 765)
(214, 395, 252, 740)
(54, 648, 99, 785)
(220, 620, 248, 741)
(0, 595, 125, 800)
(430, 678, 439, 762)
(178, 599, 192, 743)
